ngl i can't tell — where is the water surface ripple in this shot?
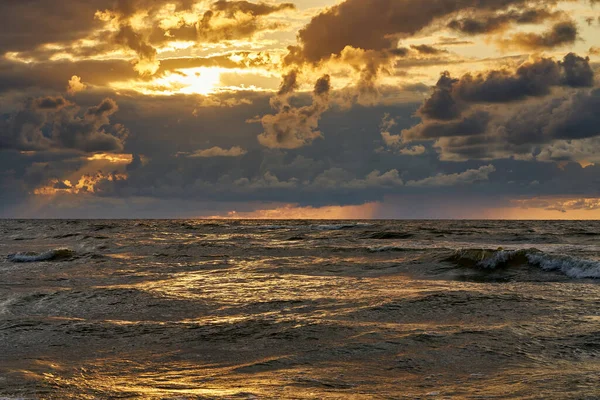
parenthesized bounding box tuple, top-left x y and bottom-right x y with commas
(1, 220, 599, 399)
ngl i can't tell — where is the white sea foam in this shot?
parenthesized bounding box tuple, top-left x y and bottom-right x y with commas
(526, 253, 600, 279)
(0, 296, 15, 316)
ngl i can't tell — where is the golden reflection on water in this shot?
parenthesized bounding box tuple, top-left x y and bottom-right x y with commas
(3, 220, 600, 399)
(42, 361, 251, 399)
(30, 356, 600, 399)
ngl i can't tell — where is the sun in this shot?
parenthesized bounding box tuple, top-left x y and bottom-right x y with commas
(177, 67, 222, 95)
(110, 66, 222, 96)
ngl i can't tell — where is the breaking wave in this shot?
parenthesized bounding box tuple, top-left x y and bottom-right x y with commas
(447, 248, 600, 279)
(7, 248, 75, 263)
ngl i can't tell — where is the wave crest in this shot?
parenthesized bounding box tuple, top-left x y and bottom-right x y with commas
(447, 248, 600, 279)
(312, 223, 372, 231)
(368, 246, 415, 252)
(367, 231, 414, 240)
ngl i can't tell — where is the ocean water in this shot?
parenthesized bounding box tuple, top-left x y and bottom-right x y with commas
(1, 219, 600, 399)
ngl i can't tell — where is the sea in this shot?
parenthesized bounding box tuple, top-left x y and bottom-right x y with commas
(1, 219, 599, 399)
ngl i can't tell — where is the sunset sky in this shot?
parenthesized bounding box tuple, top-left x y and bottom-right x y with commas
(2, 0, 600, 218)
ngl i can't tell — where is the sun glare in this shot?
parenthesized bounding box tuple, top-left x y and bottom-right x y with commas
(87, 153, 134, 163)
(111, 67, 223, 96)
(109, 66, 282, 96)
(178, 68, 222, 95)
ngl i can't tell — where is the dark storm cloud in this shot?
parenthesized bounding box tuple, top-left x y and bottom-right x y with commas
(313, 74, 332, 96)
(505, 20, 578, 50)
(2, 0, 600, 218)
(211, 1, 295, 17)
(100, 92, 414, 197)
(504, 88, 600, 143)
(0, 57, 139, 95)
(560, 53, 596, 87)
(447, 8, 563, 35)
(4, 89, 600, 217)
(84, 98, 119, 120)
(126, 154, 143, 172)
(0, 150, 78, 205)
(112, 24, 158, 74)
(410, 45, 448, 55)
(403, 111, 491, 141)
(417, 72, 464, 121)
(409, 88, 600, 161)
(0, 0, 107, 54)
(33, 96, 71, 111)
(0, 96, 126, 153)
(401, 52, 599, 161)
(417, 53, 594, 121)
(288, 0, 564, 64)
(435, 37, 475, 46)
(277, 70, 299, 96)
(0, 0, 174, 68)
(0, 0, 294, 78)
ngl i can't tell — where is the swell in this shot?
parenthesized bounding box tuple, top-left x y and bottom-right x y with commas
(368, 245, 437, 253)
(245, 223, 373, 231)
(365, 231, 414, 240)
(7, 248, 75, 263)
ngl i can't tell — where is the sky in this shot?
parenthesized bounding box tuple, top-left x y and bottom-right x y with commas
(2, 0, 600, 219)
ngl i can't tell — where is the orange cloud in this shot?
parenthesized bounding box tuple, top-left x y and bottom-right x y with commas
(86, 153, 134, 163)
(206, 202, 380, 219)
(67, 75, 86, 94)
(33, 172, 127, 196)
(482, 197, 600, 220)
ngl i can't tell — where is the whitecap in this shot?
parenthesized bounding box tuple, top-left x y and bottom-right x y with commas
(527, 253, 600, 279)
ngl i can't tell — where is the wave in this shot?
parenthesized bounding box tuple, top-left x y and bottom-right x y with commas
(369, 245, 452, 253)
(52, 233, 80, 239)
(256, 225, 292, 230)
(367, 231, 414, 240)
(253, 223, 373, 231)
(312, 223, 372, 231)
(286, 235, 306, 241)
(368, 246, 416, 253)
(528, 253, 600, 279)
(7, 248, 75, 263)
(447, 248, 600, 279)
